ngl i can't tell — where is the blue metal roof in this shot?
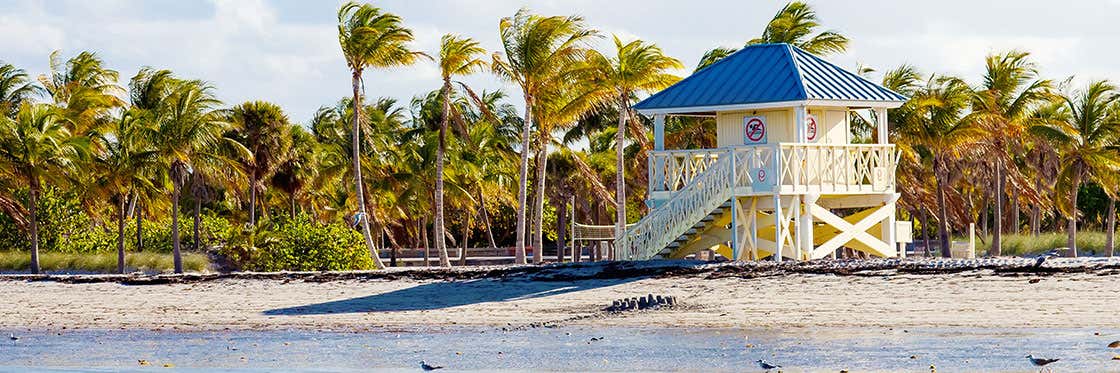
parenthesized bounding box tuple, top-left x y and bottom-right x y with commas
(633, 43, 907, 111)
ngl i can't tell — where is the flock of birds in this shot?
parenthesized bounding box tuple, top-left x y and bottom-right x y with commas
(412, 355, 1065, 372)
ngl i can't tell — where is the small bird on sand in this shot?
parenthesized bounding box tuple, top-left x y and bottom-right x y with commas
(756, 359, 781, 371)
(1034, 249, 1061, 268)
(420, 361, 443, 371)
(1026, 355, 1059, 372)
(7, 333, 17, 341)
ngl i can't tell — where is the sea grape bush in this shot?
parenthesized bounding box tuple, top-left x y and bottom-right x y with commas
(225, 214, 373, 272)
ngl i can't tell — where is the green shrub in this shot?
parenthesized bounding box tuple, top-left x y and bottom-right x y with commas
(225, 215, 373, 272)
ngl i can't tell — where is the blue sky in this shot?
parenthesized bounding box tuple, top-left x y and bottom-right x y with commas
(2, 0, 1118, 123)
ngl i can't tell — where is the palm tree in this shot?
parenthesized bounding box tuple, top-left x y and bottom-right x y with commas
(748, 2, 849, 54)
(697, 1, 848, 70)
(0, 62, 43, 117)
(127, 68, 177, 252)
(0, 103, 89, 274)
(583, 36, 682, 259)
(337, 1, 423, 269)
(229, 101, 293, 226)
(272, 125, 320, 219)
(972, 51, 1051, 256)
(94, 111, 159, 273)
(893, 72, 984, 257)
(140, 76, 231, 273)
(493, 8, 597, 264)
(38, 51, 124, 135)
(432, 34, 488, 267)
(1029, 80, 1120, 257)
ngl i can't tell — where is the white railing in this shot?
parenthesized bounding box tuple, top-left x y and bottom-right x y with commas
(778, 143, 896, 193)
(620, 154, 735, 260)
(648, 148, 723, 194)
(648, 143, 896, 196)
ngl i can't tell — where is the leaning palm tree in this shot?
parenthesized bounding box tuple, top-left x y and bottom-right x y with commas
(432, 34, 488, 267)
(1029, 80, 1120, 257)
(697, 1, 848, 70)
(0, 103, 89, 274)
(584, 36, 682, 259)
(493, 8, 597, 264)
(228, 101, 293, 226)
(337, 1, 423, 269)
(893, 73, 984, 257)
(972, 50, 1051, 256)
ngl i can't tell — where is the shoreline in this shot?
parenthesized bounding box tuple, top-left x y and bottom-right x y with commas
(3, 258, 1120, 333)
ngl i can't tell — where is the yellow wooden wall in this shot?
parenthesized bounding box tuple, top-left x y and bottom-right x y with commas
(715, 107, 850, 146)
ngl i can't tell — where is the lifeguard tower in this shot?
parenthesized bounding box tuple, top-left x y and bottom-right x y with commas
(617, 43, 908, 261)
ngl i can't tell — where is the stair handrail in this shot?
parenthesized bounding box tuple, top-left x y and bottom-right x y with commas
(617, 149, 735, 260)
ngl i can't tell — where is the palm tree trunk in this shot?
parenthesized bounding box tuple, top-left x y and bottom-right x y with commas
(921, 209, 931, 257)
(514, 95, 534, 265)
(421, 217, 430, 266)
(29, 187, 40, 274)
(935, 158, 952, 257)
(1106, 198, 1115, 257)
(556, 200, 566, 263)
(435, 81, 451, 267)
(117, 196, 126, 274)
(532, 132, 549, 264)
(249, 178, 257, 226)
(1067, 164, 1083, 257)
(351, 72, 386, 269)
(615, 99, 628, 260)
(172, 181, 183, 274)
(193, 197, 202, 252)
(457, 217, 469, 266)
(1010, 187, 1020, 235)
(991, 163, 1004, 256)
(290, 192, 297, 219)
(136, 201, 143, 252)
(478, 190, 497, 249)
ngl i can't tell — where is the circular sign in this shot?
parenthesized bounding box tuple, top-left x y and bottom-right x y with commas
(757, 169, 766, 182)
(745, 117, 766, 142)
(805, 114, 818, 141)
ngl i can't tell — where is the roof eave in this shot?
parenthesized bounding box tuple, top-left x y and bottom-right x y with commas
(635, 99, 905, 116)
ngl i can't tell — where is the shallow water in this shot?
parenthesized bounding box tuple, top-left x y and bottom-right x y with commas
(0, 326, 1117, 372)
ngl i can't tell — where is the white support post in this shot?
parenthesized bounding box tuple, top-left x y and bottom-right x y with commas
(773, 195, 783, 262)
(875, 107, 888, 144)
(652, 114, 667, 201)
(731, 196, 740, 261)
(883, 193, 898, 257)
(795, 106, 808, 143)
(800, 194, 818, 260)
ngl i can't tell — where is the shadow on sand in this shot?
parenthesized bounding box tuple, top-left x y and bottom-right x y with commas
(262, 277, 638, 315)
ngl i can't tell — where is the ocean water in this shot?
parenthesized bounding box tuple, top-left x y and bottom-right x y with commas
(0, 326, 1117, 372)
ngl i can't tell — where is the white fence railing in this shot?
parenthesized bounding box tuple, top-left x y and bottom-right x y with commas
(648, 143, 896, 196)
(620, 154, 735, 260)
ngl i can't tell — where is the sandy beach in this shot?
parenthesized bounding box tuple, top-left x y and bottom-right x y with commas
(2, 259, 1119, 332)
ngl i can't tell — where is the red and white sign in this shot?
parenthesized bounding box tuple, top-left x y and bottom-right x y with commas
(805, 114, 818, 141)
(743, 116, 767, 144)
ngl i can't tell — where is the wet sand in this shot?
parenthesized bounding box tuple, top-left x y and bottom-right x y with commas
(2, 259, 1119, 332)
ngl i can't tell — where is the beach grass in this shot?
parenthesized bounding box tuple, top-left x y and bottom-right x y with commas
(0, 251, 211, 273)
(972, 231, 1111, 256)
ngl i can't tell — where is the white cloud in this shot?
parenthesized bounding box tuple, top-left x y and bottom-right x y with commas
(1, 0, 1119, 123)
